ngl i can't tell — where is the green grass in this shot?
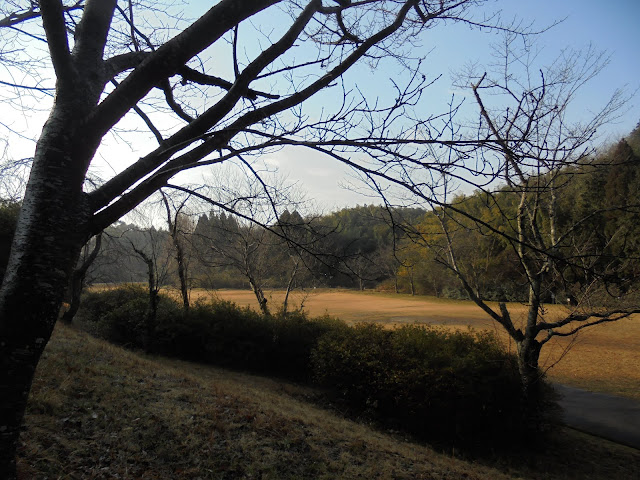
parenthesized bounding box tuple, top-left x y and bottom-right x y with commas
(18, 323, 640, 479)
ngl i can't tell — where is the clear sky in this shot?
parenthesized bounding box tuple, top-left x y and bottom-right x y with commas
(1, 1, 638, 212)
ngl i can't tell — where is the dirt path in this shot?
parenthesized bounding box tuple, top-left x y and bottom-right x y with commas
(555, 384, 640, 449)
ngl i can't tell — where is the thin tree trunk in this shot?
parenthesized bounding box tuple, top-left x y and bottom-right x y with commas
(282, 258, 299, 316)
(248, 276, 269, 316)
(161, 193, 189, 310)
(131, 245, 158, 352)
(174, 239, 189, 310)
(61, 233, 102, 324)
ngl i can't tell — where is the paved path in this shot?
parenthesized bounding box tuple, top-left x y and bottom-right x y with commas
(554, 384, 640, 449)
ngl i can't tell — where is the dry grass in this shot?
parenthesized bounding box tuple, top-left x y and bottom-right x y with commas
(203, 289, 640, 400)
(19, 323, 640, 479)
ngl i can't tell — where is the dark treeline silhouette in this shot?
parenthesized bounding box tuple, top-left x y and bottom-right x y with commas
(5, 125, 637, 304)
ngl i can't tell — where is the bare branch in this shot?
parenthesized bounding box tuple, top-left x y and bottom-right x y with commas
(0, 1, 82, 28)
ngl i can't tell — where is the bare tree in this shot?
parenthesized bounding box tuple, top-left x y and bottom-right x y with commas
(160, 190, 193, 310)
(205, 212, 274, 315)
(192, 173, 308, 316)
(126, 225, 173, 351)
(414, 35, 637, 414)
(0, 1, 511, 475)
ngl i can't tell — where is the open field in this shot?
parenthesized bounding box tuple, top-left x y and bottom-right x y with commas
(20, 323, 640, 479)
(195, 288, 640, 400)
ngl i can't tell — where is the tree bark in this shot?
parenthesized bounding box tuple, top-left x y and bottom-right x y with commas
(516, 335, 543, 425)
(0, 106, 91, 478)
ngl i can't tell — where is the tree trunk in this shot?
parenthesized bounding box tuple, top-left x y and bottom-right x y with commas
(131, 246, 158, 352)
(61, 233, 102, 324)
(162, 194, 190, 310)
(174, 240, 190, 311)
(516, 336, 543, 426)
(515, 279, 545, 427)
(248, 277, 269, 316)
(0, 107, 91, 478)
(282, 258, 299, 316)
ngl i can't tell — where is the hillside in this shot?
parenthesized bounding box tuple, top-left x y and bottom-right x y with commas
(18, 323, 640, 479)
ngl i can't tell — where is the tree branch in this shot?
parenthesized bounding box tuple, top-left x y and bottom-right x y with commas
(102, 51, 148, 81)
(72, 0, 117, 72)
(0, 1, 82, 28)
(85, 0, 279, 141)
(88, 0, 320, 213)
(537, 308, 639, 332)
(39, 0, 74, 89)
(177, 66, 280, 100)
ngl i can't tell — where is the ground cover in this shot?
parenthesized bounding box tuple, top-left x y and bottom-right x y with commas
(19, 322, 640, 479)
(201, 289, 640, 400)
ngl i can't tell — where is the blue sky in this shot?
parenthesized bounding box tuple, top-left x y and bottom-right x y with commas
(457, 0, 639, 137)
(264, 0, 640, 209)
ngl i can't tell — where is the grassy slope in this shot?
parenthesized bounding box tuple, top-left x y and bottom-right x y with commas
(18, 323, 640, 479)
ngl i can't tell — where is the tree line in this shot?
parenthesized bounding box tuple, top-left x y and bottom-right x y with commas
(4, 124, 635, 309)
(35, 124, 637, 308)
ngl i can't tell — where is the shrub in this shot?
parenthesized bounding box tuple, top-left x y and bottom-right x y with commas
(78, 287, 347, 380)
(312, 323, 531, 447)
(267, 312, 349, 380)
(79, 287, 552, 448)
(79, 285, 181, 348)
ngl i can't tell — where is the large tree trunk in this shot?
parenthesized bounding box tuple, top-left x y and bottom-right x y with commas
(0, 107, 91, 478)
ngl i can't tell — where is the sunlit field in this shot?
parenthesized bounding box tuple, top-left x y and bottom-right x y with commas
(190, 288, 639, 400)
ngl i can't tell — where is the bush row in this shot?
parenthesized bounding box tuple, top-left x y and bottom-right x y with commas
(78, 286, 344, 381)
(312, 323, 530, 446)
(78, 286, 551, 447)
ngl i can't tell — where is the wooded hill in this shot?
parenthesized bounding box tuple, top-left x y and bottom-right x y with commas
(1, 125, 639, 305)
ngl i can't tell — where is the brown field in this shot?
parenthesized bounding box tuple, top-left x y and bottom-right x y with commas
(194, 288, 640, 400)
